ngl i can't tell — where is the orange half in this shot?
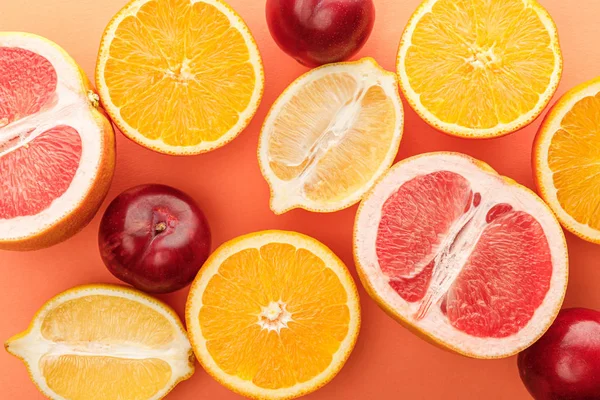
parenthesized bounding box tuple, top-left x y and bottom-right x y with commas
(186, 230, 360, 399)
(534, 77, 600, 243)
(397, 0, 562, 138)
(96, 0, 264, 155)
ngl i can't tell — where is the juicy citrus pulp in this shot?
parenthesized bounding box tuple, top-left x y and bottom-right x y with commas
(0, 32, 114, 250)
(397, 0, 562, 138)
(534, 77, 600, 243)
(186, 230, 360, 399)
(258, 58, 403, 214)
(354, 153, 568, 358)
(96, 0, 264, 155)
(5, 285, 194, 400)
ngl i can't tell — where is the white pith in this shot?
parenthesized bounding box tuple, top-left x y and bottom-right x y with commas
(187, 231, 361, 399)
(396, 0, 562, 138)
(355, 153, 568, 358)
(0, 33, 103, 240)
(258, 301, 293, 333)
(259, 58, 404, 214)
(96, 0, 264, 155)
(535, 79, 600, 241)
(6, 285, 194, 400)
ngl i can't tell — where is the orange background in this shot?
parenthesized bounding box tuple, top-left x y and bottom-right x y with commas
(1, 0, 600, 398)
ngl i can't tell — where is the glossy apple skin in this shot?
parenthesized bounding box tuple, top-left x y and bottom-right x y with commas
(98, 184, 211, 294)
(518, 308, 600, 400)
(266, 0, 375, 67)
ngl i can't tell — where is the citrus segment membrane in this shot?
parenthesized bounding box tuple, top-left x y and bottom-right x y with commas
(397, 0, 562, 137)
(5, 285, 194, 400)
(0, 33, 108, 243)
(355, 153, 567, 358)
(260, 58, 403, 214)
(186, 231, 360, 399)
(97, 0, 264, 154)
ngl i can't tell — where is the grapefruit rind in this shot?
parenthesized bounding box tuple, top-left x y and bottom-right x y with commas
(0, 32, 115, 250)
(186, 230, 361, 400)
(4, 284, 195, 400)
(396, 0, 563, 139)
(258, 58, 404, 215)
(534, 77, 600, 243)
(354, 152, 568, 358)
(95, 0, 265, 156)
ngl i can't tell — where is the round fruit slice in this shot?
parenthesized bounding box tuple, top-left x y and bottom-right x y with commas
(258, 58, 403, 215)
(534, 77, 600, 244)
(96, 0, 264, 155)
(5, 284, 194, 400)
(186, 230, 360, 399)
(354, 152, 568, 358)
(397, 0, 562, 138)
(0, 32, 115, 251)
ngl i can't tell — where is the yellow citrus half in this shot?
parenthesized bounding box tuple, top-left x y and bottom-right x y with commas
(534, 77, 600, 243)
(96, 0, 264, 155)
(397, 0, 562, 138)
(5, 284, 194, 400)
(186, 230, 361, 399)
(258, 58, 403, 214)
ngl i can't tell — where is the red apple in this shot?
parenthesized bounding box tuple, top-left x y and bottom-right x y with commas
(98, 184, 211, 294)
(266, 0, 375, 67)
(517, 308, 600, 400)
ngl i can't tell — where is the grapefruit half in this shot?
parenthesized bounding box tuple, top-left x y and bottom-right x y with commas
(0, 33, 115, 250)
(353, 152, 568, 358)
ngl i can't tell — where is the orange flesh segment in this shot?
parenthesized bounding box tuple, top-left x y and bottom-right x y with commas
(404, 0, 555, 129)
(40, 355, 171, 400)
(376, 171, 552, 338)
(267, 73, 397, 204)
(0, 47, 83, 219)
(104, 0, 255, 147)
(199, 243, 350, 389)
(41, 295, 175, 346)
(548, 92, 600, 229)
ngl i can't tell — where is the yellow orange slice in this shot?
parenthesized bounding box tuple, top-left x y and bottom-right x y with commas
(186, 230, 360, 399)
(96, 0, 264, 155)
(397, 0, 562, 138)
(258, 58, 403, 214)
(5, 285, 194, 400)
(534, 77, 600, 243)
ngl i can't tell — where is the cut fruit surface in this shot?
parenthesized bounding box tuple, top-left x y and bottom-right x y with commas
(186, 230, 360, 399)
(534, 77, 600, 244)
(96, 0, 264, 155)
(397, 0, 562, 138)
(5, 284, 194, 400)
(258, 58, 403, 214)
(354, 152, 568, 358)
(0, 32, 115, 250)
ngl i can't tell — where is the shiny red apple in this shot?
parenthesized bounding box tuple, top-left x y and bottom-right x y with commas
(98, 184, 211, 294)
(518, 308, 600, 400)
(266, 0, 375, 67)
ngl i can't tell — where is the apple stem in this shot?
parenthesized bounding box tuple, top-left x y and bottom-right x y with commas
(154, 221, 167, 234)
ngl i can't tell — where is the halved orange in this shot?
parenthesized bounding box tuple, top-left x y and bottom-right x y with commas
(186, 230, 360, 399)
(96, 0, 264, 155)
(397, 0, 562, 138)
(258, 58, 403, 214)
(534, 77, 600, 243)
(5, 284, 194, 400)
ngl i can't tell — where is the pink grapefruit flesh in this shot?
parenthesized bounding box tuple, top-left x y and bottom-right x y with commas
(354, 152, 568, 358)
(0, 33, 115, 250)
(0, 125, 82, 219)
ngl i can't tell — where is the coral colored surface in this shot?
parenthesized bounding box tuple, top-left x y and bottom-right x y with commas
(1, 0, 600, 398)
